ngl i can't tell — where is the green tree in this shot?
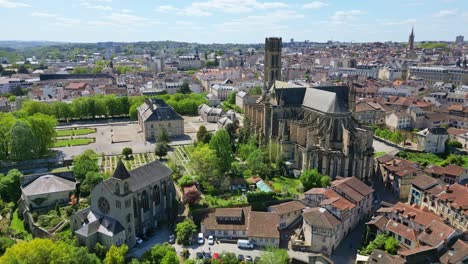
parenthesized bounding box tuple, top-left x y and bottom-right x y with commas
(104, 244, 128, 264)
(0, 113, 16, 159)
(178, 81, 191, 94)
(8, 96, 15, 102)
(189, 144, 220, 187)
(129, 104, 138, 120)
(178, 175, 195, 187)
(445, 154, 464, 166)
(175, 219, 197, 245)
(196, 125, 211, 144)
(72, 150, 99, 181)
(209, 129, 233, 173)
(142, 243, 178, 264)
(93, 242, 107, 260)
(10, 120, 38, 161)
(258, 247, 289, 264)
(0, 238, 100, 264)
(72, 66, 89, 74)
(159, 128, 170, 144)
(122, 147, 133, 160)
(80, 171, 104, 197)
(17, 65, 29, 74)
(0, 169, 22, 202)
(360, 233, 388, 255)
(227, 92, 236, 104)
(218, 252, 238, 264)
(27, 113, 57, 156)
(155, 143, 169, 160)
(384, 236, 398, 254)
(300, 169, 331, 191)
(0, 237, 15, 255)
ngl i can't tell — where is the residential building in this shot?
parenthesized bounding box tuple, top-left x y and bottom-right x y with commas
(71, 160, 175, 249)
(268, 201, 305, 229)
(354, 101, 386, 125)
(236, 91, 259, 110)
(439, 239, 468, 264)
(455, 35, 464, 45)
(377, 87, 411, 98)
(137, 98, 184, 141)
(425, 164, 468, 184)
(210, 84, 236, 101)
(385, 111, 411, 130)
(300, 177, 374, 256)
(378, 67, 403, 81)
(409, 66, 468, 85)
(198, 104, 224, 123)
(416, 127, 449, 153)
(178, 55, 202, 70)
(201, 207, 280, 247)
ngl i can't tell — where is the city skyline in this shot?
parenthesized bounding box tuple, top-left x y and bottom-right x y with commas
(0, 0, 467, 43)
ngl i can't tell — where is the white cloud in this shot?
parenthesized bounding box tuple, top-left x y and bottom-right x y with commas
(302, 1, 328, 9)
(30, 11, 82, 25)
(381, 18, 416, 26)
(330, 10, 365, 24)
(80, 1, 112, 11)
(156, 0, 288, 16)
(0, 0, 29, 8)
(433, 9, 458, 18)
(215, 10, 303, 33)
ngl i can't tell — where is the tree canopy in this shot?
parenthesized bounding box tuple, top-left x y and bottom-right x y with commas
(209, 129, 234, 173)
(300, 168, 331, 191)
(175, 219, 197, 245)
(142, 243, 178, 264)
(258, 247, 289, 264)
(72, 149, 99, 181)
(0, 238, 101, 264)
(104, 244, 128, 264)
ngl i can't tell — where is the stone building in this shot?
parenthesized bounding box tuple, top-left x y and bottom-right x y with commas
(244, 38, 374, 182)
(416, 127, 449, 153)
(137, 98, 184, 141)
(71, 160, 176, 249)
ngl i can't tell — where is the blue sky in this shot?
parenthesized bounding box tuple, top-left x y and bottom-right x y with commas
(0, 0, 467, 43)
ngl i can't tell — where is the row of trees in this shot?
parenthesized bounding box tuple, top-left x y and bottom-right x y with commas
(21, 95, 138, 121)
(0, 112, 57, 161)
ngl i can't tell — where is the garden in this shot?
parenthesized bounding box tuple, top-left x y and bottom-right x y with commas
(101, 152, 158, 174)
(56, 128, 96, 137)
(54, 138, 95, 148)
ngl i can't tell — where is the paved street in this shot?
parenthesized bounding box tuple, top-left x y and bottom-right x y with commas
(331, 222, 366, 264)
(372, 139, 398, 155)
(127, 226, 310, 262)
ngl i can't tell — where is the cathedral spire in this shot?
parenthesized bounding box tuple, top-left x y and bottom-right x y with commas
(408, 27, 415, 51)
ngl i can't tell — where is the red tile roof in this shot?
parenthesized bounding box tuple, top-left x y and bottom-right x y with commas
(386, 219, 418, 242)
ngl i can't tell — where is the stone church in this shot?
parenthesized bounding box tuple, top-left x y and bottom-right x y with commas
(71, 160, 175, 249)
(245, 37, 374, 182)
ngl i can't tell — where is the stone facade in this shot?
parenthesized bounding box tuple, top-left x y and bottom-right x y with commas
(71, 160, 175, 249)
(245, 37, 374, 182)
(137, 98, 184, 141)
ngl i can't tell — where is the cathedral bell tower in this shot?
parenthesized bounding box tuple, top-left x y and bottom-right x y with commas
(263, 37, 282, 140)
(408, 27, 415, 51)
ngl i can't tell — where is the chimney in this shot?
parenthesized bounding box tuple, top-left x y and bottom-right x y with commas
(425, 227, 432, 234)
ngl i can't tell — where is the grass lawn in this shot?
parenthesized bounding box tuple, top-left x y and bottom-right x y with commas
(270, 176, 301, 196)
(10, 209, 33, 240)
(202, 194, 248, 208)
(56, 128, 96, 137)
(374, 152, 387, 158)
(401, 152, 468, 168)
(54, 138, 94, 147)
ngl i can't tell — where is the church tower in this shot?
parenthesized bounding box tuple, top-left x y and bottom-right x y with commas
(408, 27, 415, 51)
(264, 37, 282, 92)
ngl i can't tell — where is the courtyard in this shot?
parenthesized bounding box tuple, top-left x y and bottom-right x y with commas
(54, 116, 219, 160)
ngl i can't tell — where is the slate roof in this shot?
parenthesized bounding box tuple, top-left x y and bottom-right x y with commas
(302, 207, 341, 229)
(112, 160, 131, 180)
(302, 86, 348, 113)
(22, 175, 76, 196)
(127, 161, 172, 192)
(137, 98, 183, 122)
(75, 215, 124, 237)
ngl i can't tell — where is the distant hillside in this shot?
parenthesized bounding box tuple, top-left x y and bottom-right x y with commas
(0, 41, 64, 49)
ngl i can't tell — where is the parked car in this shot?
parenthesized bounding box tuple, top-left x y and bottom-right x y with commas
(245, 256, 253, 262)
(238, 254, 244, 261)
(198, 233, 204, 244)
(237, 239, 254, 249)
(168, 234, 175, 244)
(196, 252, 204, 259)
(204, 252, 212, 259)
(136, 237, 143, 245)
(208, 235, 214, 245)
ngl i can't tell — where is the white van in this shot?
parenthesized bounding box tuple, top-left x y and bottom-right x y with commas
(237, 239, 254, 249)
